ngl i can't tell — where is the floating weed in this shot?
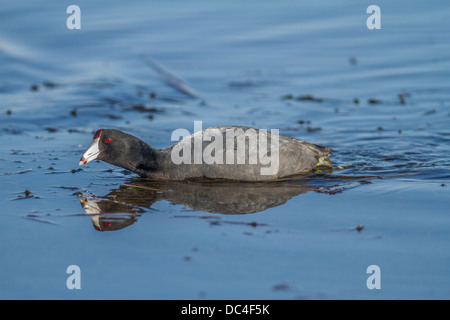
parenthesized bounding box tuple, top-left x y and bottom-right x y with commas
(11, 189, 41, 200)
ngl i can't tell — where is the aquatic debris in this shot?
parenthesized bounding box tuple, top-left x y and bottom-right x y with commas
(297, 95, 323, 102)
(143, 55, 199, 99)
(68, 128, 83, 133)
(6, 109, 12, 115)
(126, 104, 163, 113)
(307, 127, 322, 133)
(281, 94, 294, 100)
(283, 94, 406, 106)
(29, 80, 62, 91)
(42, 81, 58, 88)
(11, 189, 40, 200)
(297, 120, 322, 133)
(209, 220, 267, 228)
(422, 109, 437, 116)
(272, 283, 290, 292)
(367, 98, 382, 104)
(105, 114, 123, 120)
(282, 94, 359, 105)
(70, 108, 77, 116)
(281, 94, 324, 102)
(174, 215, 268, 228)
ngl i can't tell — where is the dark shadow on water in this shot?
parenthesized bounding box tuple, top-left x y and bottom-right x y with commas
(78, 175, 373, 232)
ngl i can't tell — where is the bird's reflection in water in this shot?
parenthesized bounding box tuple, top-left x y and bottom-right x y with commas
(79, 196, 143, 231)
(79, 177, 319, 231)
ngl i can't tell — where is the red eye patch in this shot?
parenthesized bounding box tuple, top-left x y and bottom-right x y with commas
(106, 138, 112, 143)
(93, 129, 103, 139)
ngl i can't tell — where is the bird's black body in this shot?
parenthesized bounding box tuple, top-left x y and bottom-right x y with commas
(80, 127, 332, 181)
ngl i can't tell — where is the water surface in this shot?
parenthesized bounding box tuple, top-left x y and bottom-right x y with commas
(1, 0, 449, 299)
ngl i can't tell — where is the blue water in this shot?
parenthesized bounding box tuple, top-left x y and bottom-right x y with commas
(1, 0, 449, 299)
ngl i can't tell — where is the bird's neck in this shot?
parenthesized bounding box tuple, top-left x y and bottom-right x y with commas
(129, 140, 161, 178)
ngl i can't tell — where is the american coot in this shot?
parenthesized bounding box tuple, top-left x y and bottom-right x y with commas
(79, 126, 332, 181)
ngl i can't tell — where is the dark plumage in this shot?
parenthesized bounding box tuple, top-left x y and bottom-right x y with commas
(79, 127, 332, 181)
